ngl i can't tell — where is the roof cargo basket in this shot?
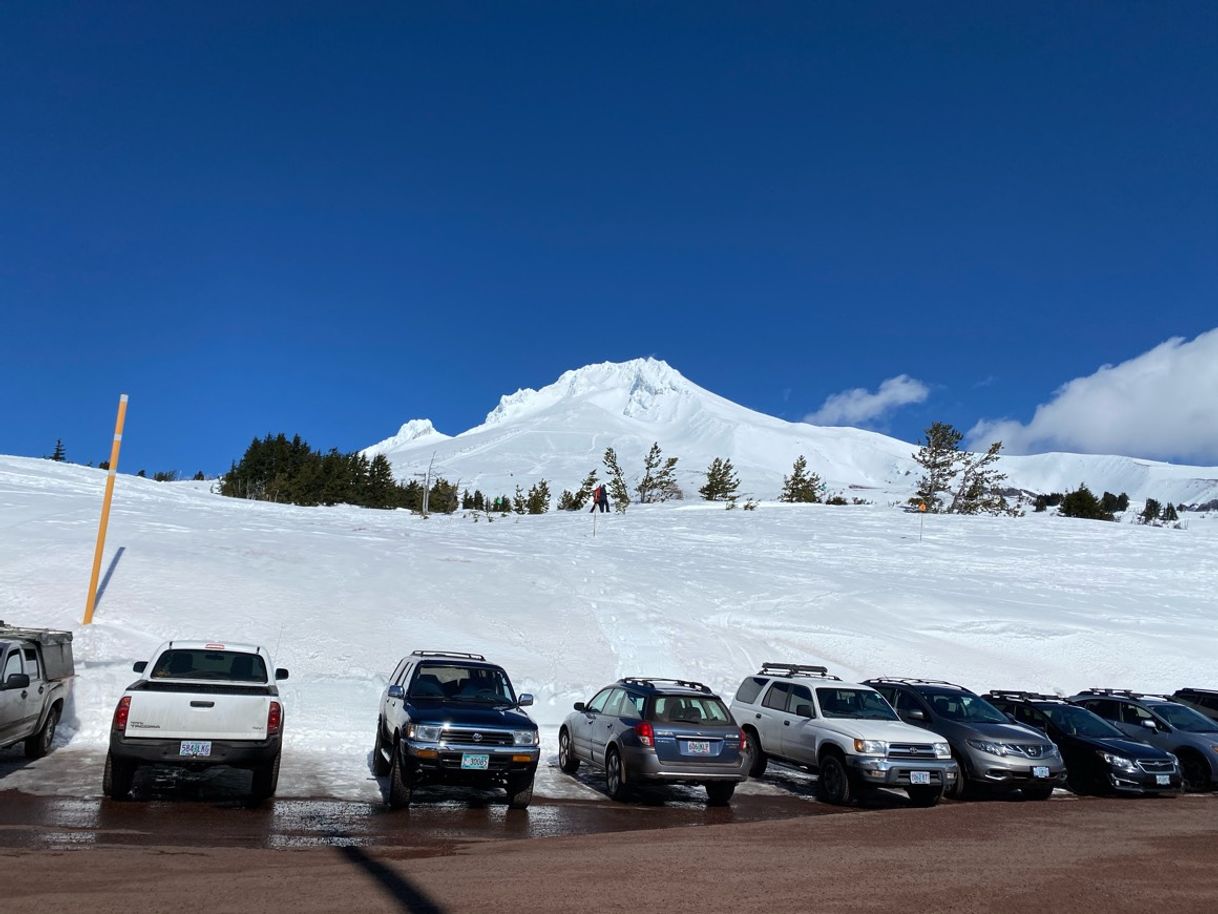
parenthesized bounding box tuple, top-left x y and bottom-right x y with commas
(760, 662, 840, 680)
(0, 622, 75, 680)
(618, 677, 712, 693)
(983, 690, 1063, 703)
(411, 650, 487, 661)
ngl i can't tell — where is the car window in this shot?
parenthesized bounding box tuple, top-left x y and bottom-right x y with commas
(3, 651, 22, 681)
(1151, 702, 1218, 733)
(150, 649, 269, 683)
(1120, 703, 1155, 726)
(409, 663, 515, 704)
(816, 688, 898, 720)
(785, 685, 815, 717)
(893, 690, 921, 715)
(22, 647, 40, 681)
(871, 685, 896, 704)
(1013, 704, 1044, 728)
(1082, 699, 1120, 720)
(602, 689, 628, 718)
(388, 660, 406, 685)
(587, 688, 613, 713)
(735, 677, 768, 704)
(762, 682, 791, 710)
(619, 692, 645, 718)
(394, 662, 414, 686)
(652, 695, 732, 724)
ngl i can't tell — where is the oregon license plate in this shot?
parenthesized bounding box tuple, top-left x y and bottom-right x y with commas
(461, 753, 490, 770)
(179, 740, 211, 758)
(685, 740, 712, 755)
(1156, 774, 1170, 786)
(909, 770, 931, 785)
(1033, 766, 1050, 778)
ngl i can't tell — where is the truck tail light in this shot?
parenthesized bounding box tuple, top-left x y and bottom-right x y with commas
(113, 696, 131, 733)
(266, 701, 282, 737)
(739, 728, 748, 752)
(635, 721, 655, 749)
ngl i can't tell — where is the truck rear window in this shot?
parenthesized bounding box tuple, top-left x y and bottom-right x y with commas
(150, 649, 268, 683)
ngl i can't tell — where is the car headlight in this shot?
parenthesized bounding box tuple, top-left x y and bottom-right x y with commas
(407, 723, 444, 742)
(933, 742, 952, 759)
(853, 739, 887, 756)
(967, 739, 1008, 757)
(1098, 751, 1137, 771)
(1211, 745, 1218, 755)
(512, 729, 539, 746)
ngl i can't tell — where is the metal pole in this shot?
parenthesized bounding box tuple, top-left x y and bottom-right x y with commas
(83, 394, 128, 625)
(919, 512, 924, 542)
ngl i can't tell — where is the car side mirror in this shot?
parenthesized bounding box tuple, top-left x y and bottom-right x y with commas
(132, 661, 147, 674)
(573, 701, 586, 712)
(1141, 719, 1158, 731)
(4, 673, 30, 690)
(387, 684, 405, 700)
(906, 709, 927, 722)
(518, 693, 534, 707)
(795, 703, 814, 719)
(275, 668, 289, 681)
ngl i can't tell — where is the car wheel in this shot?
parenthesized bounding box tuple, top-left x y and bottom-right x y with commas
(745, 728, 767, 778)
(606, 747, 630, 801)
(506, 775, 534, 810)
(705, 782, 736, 806)
(817, 754, 855, 805)
(102, 752, 135, 801)
(558, 728, 580, 774)
(944, 752, 969, 800)
(907, 785, 943, 807)
(25, 705, 59, 760)
(371, 722, 391, 776)
(1178, 752, 1212, 793)
(388, 745, 413, 809)
(1021, 785, 1054, 801)
(249, 752, 281, 804)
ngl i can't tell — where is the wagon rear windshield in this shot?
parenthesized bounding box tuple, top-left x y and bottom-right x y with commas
(150, 649, 268, 683)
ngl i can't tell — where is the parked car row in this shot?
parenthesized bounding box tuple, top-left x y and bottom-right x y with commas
(10, 636, 1209, 811)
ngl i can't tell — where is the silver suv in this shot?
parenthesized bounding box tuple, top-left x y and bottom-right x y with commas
(732, 663, 958, 806)
(1070, 689, 1218, 792)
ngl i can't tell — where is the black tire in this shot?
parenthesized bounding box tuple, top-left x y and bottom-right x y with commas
(943, 753, 969, 800)
(705, 781, 736, 806)
(745, 729, 767, 778)
(371, 722, 391, 776)
(506, 775, 534, 810)
(387, 745, 413, 809)
(250, 752, 281, 804)
(605, 747, 630, 802)
(1178, 752, 1212, 793)
(558, 728, 580, 774)
(817, 753, 855, 805)
(1021, 785, 1054, 801)
(907, 785, 943, 807)
(24, 705, 60, 760)
(102, 752, 135, 801)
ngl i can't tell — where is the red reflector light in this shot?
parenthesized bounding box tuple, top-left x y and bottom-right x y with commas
(635, 721, 655, 748)
(739, 728, 748, 752)
(204, 643, 225, 650)
(266, 701, 282, 737)
(113, 696, 131, 732)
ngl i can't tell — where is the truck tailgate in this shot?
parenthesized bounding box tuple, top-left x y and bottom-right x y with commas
(124, 685, 272, 741)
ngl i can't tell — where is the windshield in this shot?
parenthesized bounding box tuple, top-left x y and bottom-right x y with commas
(409, 664, 516, 705)
(919, 689, 1010, 724)
(1040, 704, 1124, 739)
(1150, 702, 1218, 733)
(650, 695, 732, 724)
(150, 649, 268, 683)
(817, 688, 898, 721)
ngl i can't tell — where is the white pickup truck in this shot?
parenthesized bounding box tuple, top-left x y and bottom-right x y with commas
(105, 641, 289, 803)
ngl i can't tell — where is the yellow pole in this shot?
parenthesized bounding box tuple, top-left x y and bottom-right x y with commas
(83, 394, 129, 625)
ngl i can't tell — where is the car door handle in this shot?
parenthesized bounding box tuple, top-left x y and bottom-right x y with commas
(38, 686, 44, 695)
(190, 701, 215, 708)
(20, 691, 28, 699)
(755, 713, 761, 719)
(783, 720, 790, 726)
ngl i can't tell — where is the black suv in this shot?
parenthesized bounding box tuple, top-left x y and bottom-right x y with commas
(984, 691, 1182, 796)
(372, 651, 540, 809)
(559, 678, 748, 805)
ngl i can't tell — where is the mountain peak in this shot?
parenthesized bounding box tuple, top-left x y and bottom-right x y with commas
(361, 418, 449, 457)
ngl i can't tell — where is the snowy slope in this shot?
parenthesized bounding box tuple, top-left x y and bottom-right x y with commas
(364, 358, 1218, 505)
(1, 455, 1216, 800)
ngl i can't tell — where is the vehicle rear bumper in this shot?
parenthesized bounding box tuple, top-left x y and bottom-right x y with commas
(109, 734, 281, 767)
(850, 756, 959, 787)
(402, 738, 540, 785)
(620, 746, 749, 784)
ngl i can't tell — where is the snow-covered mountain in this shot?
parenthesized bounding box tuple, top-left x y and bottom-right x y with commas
(364, 358, 1218, 505)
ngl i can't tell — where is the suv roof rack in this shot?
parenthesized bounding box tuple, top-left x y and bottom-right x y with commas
(983, 690, 1065, 703)
(759, 662, 841, 681)
(1077, 688, 1178, 702)
(866, 677, 966, 689)
(618, 677, 712, 694)
(411, 650, 487, 661)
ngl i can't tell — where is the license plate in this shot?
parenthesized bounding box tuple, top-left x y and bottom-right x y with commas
(1156, 774, 1170, 786)
(910, 770, 931, 785)
(1033, 766, 1050, 779)
(685, 740, 712, 755)
(461, 753, 490, 770)
(179, 740, 211, 758)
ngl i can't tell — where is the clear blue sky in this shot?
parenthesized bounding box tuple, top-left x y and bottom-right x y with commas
(3, 2, 1215, 473)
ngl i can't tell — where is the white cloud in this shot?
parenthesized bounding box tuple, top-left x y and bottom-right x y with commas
(969, 328, 1218, 463)
(805, 374, 929, 426)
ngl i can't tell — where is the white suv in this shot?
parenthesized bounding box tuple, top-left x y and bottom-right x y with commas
(731, 663, 958, 806)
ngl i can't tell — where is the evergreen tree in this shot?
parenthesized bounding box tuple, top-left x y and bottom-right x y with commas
(472, 490, 485, 510)
(1161, 502, 1179, 523)
(557, 490, 579, 511)
(1140, 498, 1162, 525)
(461, 489, 473, 510)
(699, 457, 740, 501)
(153, 470, 178, 482)
(193, 470, 205, 481)
(948, 441, 1017, 515)
(498, 493, 512, 513)
(512, 485, 527, 514)
(635, 442, 680, 503)
(571, 469, 599, 510)
(910, 422, 964, 512)
(366, 454, 398, 508)
(49, 439, 66, 462)
(526, 479, 551, 514)
(780, 455, 825, 503)
(1060, 484, 1112, 521)
(99, 460, 110, 471)
(136, 469, 147, 478)
(603, 447, 630, 513)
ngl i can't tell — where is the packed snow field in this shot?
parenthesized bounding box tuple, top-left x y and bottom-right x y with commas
(2, 455, 1216, 800)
